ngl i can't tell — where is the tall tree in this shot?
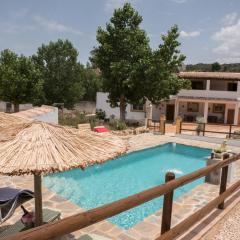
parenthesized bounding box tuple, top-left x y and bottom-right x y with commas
(145, 25, 191, 103)
(33, 39, 85, 108)
(81, 63, 102, 101)
(91, 3, 151, 121)
(91, 3, 189, 121)
(0, 49, 44, 112)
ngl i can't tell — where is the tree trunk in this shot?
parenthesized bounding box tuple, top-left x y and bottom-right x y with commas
(14, 103, 19, 112)
(119, 95, 126, 122)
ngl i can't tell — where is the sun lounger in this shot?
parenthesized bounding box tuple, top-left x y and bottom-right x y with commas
(78, 123, 91, 132)
(0, 208, 61, 238)
(94, 126, 109, 133)
(0, 187, 34, 223)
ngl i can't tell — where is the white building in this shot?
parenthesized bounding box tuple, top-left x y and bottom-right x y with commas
(97, 72, 240, 125)
(96, 92, 146, 124)
(153, 72, 240, 125)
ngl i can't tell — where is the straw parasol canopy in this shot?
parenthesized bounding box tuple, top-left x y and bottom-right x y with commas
(0, 120, 127, 226)
(0, 112, 30, 141)
(0, 112, 29, 126)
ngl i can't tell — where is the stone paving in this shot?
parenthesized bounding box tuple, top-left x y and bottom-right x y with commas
(200, 200, 240, 240)
(0, 133, 240, 239)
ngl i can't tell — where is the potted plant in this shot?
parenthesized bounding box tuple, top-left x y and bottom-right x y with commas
(195, 116, 205, 136)
(212, 141, 227, 159)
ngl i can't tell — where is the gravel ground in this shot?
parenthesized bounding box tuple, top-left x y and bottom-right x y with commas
(201, 202, 240, 240)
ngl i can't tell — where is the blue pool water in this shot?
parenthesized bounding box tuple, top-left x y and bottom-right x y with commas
(44, 143, 211, 229)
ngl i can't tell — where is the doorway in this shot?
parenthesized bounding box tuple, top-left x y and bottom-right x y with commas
(166, 104, 175, 122)
(227, 109, 235, 124)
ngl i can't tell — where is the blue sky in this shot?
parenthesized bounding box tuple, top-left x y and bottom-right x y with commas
(1, 0, 240, 64)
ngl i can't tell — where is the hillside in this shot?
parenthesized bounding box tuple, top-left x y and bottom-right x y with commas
(186, 63, 240, 72)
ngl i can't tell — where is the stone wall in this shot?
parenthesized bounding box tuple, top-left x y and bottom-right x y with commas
(74, 101, 96, 114)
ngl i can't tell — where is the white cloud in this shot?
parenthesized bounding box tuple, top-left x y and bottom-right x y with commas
(0, 23, 35, 34)
(212, 19, 240, 63)
(180, 30, 200, 38)
(105, 0, 140, 13)
(222, 12, 238, 26)
(34, 16, 84, 36)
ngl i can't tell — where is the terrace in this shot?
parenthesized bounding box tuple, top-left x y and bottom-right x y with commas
(1, 132, 240, 240)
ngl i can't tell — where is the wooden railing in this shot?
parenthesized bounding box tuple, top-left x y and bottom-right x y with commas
(179, 122, 240, 138)
(147, 119, 165, 134)
(147, 119, 160, 132)
(3, 154, 240, 240)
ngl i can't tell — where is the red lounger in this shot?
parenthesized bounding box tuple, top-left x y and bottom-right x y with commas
(94, 127, 109, 133)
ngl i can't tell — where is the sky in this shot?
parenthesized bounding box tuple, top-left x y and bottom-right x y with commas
(1, 0, 240, 65)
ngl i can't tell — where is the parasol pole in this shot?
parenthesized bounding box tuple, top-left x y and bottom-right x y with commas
(34, 174, 43, 226)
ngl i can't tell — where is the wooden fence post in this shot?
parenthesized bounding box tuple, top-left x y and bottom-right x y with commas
(218, 154, 229, 209)
(146, 119, 150, 128)
(229, 125, 232, 139)
(176, 116, 182, 134)
(203, 123, 206, 136)
(161, 172, 175, 235)
(160, 115, 166, 134)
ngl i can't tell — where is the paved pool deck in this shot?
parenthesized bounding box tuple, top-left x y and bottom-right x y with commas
(0, 133, 240, 240)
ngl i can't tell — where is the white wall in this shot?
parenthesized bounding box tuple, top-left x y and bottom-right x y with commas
(13, 106, 59, 124)
(19, 104, 33, 111)
(96, 92, 145, 122)
(0, 101, 6, 112)
(178, 89, 240, 100)
(152, 100, 176, 120)
(33, 107, 58, 124)
(74, 101, 96, 114)
(0, 101, 33, 112)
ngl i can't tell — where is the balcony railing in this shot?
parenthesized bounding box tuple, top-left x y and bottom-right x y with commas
(178, 89, 240, 100)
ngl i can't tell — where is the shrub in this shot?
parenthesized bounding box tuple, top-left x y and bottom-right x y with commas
(195, 116, 205, 135)
(96, 109, 106, 120)
(59, 112, 98, 128)
(59, 112, 86, 127)
(88, 116, 97, 129)
(109, 119, 127, 130)
(214, 141, 227, 153)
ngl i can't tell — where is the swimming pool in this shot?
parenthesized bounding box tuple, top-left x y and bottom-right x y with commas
(44, 143, 211, 229)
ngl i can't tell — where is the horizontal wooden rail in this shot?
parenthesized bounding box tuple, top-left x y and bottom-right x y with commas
(147, 119, 162, 132)
(4, 154, 240, 240)
(181, 122, 239, 127)
(180, 122, 240, 137)
(180, 128, 236, 135)
(157, 179, 240, 240)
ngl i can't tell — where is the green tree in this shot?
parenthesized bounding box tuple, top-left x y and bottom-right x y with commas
(145, 25, 191, 103)
(33, 39, 85, 108)
(91, 3, 151, 121)
(0, 49, 44, 112)
(211, 62, 221, 72)
(91, 3, 189, 121)
(81, 63, 102, 101)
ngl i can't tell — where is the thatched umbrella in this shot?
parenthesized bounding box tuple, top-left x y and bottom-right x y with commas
(0, 120, 127, 226)
(0, 112, 29, 126)
(0, 112, 30, 141)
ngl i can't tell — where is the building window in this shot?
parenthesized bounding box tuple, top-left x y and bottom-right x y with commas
(131, 104, 144, 112)
(187, 102, 199, 112)
(191, 81, 204, 90)
(213, 104, 225, 113)
(228, 82, 237, 92)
